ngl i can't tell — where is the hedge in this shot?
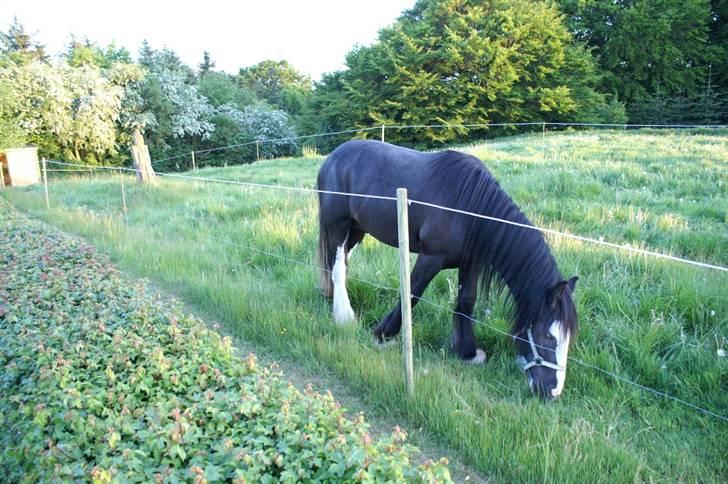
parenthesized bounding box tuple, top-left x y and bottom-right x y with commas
(0, 200, 451, 483)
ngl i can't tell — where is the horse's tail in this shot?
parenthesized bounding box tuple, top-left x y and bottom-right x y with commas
(316, 183, 333, 298)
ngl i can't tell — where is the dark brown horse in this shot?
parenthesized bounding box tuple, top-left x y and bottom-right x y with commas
(317, 140, 578, 398)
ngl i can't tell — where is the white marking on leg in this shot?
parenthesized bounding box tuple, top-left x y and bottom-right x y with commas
(467, 348, 487, 364)
(549, 321, 570, 398)
(332, 244, 355, 323)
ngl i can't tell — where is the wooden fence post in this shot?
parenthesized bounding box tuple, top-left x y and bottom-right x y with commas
(42, 157, 49, 209)
(381, 124, 385, 143)
(396, 188, 415, 397)
(130, 129, 157, 185)
(191, 151, 197, 172)
(0, 161, 5, 189)
(256, 140, 260, 161)
(119, 168, 127, 218)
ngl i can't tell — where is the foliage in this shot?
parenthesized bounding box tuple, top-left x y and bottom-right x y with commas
(65, 37, 132, 69)
(298, 72, 365, 152)
(0, 76, 27, 149)
(0, 200, 452, 483)
(198, 50, 216, 78)
(628, 82, 728, 124)
(197, 71, 256, 109)
(135, 45, 215, 158)
(557, 0, 723, 116)
(305, 0, 620, 147)
(239, 60, 313, 115)
(158, 69, 215, 140)
(203, 104, 298, 166)
(0, 16, 46, 65)
(709, 0, 728, 92)
(0, 60, 140, 163)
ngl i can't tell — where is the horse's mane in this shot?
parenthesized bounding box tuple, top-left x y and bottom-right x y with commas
(425, 149, 578, 337)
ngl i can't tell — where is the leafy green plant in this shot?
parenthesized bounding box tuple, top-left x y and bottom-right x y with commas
(0, 200, 451, 483)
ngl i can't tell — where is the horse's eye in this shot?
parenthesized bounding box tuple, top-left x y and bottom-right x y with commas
(545, 333, 556, 342)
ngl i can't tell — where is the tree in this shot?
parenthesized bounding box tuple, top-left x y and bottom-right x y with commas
(709, 0, 728, 101)
(0, 76, 27, 149)
(198, 51, 216, 77)
(0, 17, 46, 64)
(133, 44, 214, 158)
(557, 0, 719, 109)
(238, 60, 312, 113)
(207, 104, 297, 164)
(66, 36, 131, 68)
(306, 0, 619, 147)
(138, 39, 154, 68)
(0, 60, 129, 162)
(197, 71, 256, 109)
(298, 72, 359, 152)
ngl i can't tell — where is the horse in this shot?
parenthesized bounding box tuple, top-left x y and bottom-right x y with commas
(316, 140, 579, 399)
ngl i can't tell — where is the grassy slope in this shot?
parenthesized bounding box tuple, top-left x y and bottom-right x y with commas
(3, 130, 727, 482)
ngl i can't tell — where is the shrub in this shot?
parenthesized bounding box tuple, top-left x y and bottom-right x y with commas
(0, 200, 451, 483)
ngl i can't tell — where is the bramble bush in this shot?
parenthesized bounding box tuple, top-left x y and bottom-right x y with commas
(0, 200, 451, 483)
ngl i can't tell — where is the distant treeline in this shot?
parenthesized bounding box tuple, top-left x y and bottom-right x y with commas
(1, 0, 726, 167)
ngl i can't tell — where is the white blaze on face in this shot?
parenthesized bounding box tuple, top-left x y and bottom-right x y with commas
(332, 244, 356, 323)
(549, 320, 571, 398)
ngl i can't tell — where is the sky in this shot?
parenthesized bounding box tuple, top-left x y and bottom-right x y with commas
(1, 0, 415, 80)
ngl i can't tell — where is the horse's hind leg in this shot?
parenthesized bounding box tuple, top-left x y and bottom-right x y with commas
(321, 217, 357, 324)
(452, 267, 487, 364)
(346, 228, 365, 259)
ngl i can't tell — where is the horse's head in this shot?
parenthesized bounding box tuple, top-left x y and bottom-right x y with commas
(515, 276, 578, 399)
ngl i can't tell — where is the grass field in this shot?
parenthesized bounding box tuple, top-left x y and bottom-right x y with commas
(3, 129, 727, 482)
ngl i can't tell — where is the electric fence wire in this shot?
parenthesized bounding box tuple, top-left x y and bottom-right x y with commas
(36, 167, 728, 423)
(44, 159, 728, 273)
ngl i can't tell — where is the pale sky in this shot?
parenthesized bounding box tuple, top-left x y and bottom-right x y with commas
(1, 0, 415, 80)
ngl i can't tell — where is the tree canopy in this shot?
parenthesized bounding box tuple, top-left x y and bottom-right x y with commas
(1, 4, 725, 166)
(558, 0, 721, 103)
(307, 0, 624, 146)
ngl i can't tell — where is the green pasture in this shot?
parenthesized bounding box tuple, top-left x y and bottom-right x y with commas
(3, 129, 727, 482)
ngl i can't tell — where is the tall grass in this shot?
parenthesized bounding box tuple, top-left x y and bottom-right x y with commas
(3, 129, 726, 482)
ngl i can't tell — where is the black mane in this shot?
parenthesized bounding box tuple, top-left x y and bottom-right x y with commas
(426, 149, 578, 337)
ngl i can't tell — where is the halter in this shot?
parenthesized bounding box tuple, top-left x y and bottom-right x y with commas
(520, 328, 566, 372)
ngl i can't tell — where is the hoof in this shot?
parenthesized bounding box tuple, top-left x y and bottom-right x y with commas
(466, 348, 487, 364)
(333, 306, 356, 325)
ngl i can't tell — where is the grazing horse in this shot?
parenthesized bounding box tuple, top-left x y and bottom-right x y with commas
(316, 140, 578, 398)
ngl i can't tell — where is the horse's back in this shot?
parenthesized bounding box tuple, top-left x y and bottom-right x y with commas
(317, 140, 470, 250)
(317, 140, 438, 197)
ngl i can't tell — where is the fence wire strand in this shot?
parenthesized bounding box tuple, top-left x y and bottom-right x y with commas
(44, 159, 728, 273)
(411, 295, 728, 423)
(31, 122, 728, 421)
(146, 121, 728, 167)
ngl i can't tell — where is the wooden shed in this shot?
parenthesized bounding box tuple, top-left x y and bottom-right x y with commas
(0, 147, 40, 187)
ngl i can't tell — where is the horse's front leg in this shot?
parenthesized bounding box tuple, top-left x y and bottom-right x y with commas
(373, 255, 444, 344)
(452, 267, 487, 364)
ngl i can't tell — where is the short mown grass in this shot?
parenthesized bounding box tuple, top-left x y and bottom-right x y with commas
(3, 129, 727, 482)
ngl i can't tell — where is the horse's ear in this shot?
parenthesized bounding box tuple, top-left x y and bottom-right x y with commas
(567, 276, 578, 292)
(548, 277, 578, 307)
